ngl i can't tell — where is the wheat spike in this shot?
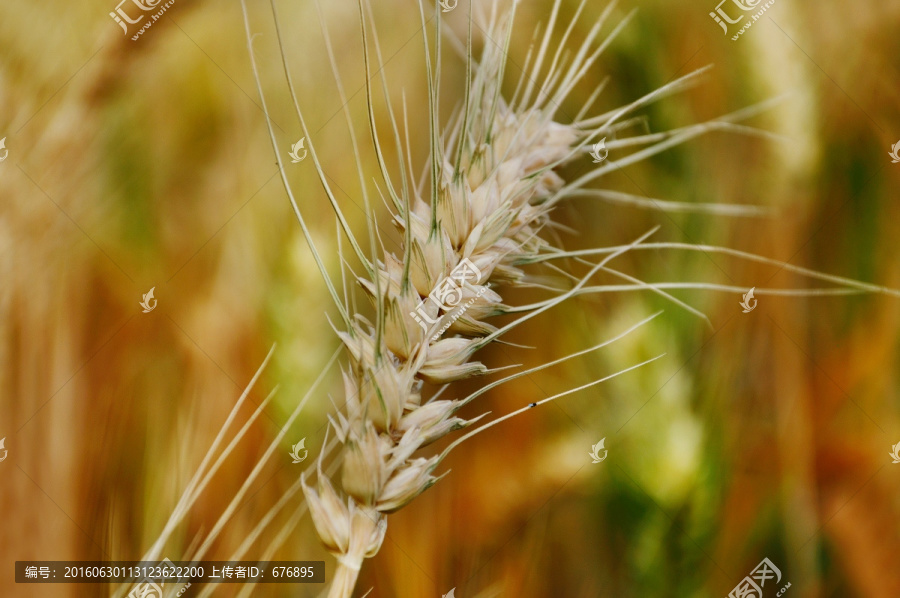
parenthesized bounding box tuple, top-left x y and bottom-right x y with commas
(264, 3, 675, 595)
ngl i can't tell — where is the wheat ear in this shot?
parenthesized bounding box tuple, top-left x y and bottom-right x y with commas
(231, 2, 680, 595)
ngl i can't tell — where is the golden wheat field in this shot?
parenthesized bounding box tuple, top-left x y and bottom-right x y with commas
(2, 0, 900, 597)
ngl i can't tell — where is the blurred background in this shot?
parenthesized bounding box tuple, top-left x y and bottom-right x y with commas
(2, 0, 900, 596)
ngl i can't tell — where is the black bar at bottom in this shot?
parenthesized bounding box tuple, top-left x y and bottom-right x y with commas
(15, 561, 325, 583)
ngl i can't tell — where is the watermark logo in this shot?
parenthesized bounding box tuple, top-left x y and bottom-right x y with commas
(590, 137, 608, 163)
(110, 0, 177, 40)
(0, 137, 8, 162)
(442, 589, 455, 598)
(410, 258, 488, 342)
(127, 582, 163, 598)
(0, 437, 7, 462)
(290, 438, 308, 463)
(127, 558, 190, 598)
(140, 287, 157, 313)
(740, 287, 757, 313)
(110, 0, 146, 34)
(890, 442, 900, 463)
(589, 438, 608, 463)
(289, 137, 307, 163)
(439, 0, 457, 12)
(110, 0, 162, 33)
(889, 140, 900, 163)
(710, 0, 776, 40)
(727, 557, 790, 598)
